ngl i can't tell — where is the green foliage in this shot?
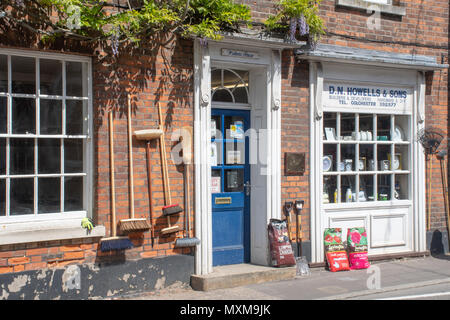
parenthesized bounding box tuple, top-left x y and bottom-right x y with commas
(264, 0, 325, 38)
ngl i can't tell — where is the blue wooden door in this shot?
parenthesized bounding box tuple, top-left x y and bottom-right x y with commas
(211, 109, 250, 266)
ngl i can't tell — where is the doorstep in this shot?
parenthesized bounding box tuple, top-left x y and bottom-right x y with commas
(190, 264, 296, 291)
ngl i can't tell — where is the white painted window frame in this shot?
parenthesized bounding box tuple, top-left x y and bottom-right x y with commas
(0, 48, 99, 245)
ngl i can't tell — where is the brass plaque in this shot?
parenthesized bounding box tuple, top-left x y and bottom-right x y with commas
(285, 152, 305, 176)
(215, 197, 232, 204)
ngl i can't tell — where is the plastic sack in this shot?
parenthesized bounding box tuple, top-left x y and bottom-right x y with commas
(347, 227, 370, 270)
(324, 228, 350, 272)
(268, 219, 296, 267)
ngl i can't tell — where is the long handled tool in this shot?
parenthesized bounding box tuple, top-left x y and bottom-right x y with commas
(135, 127, 163, 247)
(175, 127, 200, 248)
(100, 112, 134, 251)
(428, 155, 433, 230)
(294, 200, 310, 276)
(118, 95, 151, 233)
(158, 103, 181, 234)
(284, 202, 293, 242)
(438, 150, 450, 248)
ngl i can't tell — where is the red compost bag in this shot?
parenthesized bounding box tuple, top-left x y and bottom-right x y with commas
(268, 219, 296, 267)
(324, 228, 350, 272)
(347, 227, 370, 270)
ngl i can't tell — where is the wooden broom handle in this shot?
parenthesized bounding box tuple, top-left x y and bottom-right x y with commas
(109, 112, 117, 237)
(158, 102, 171, 206)
(127, 95, 135, 219)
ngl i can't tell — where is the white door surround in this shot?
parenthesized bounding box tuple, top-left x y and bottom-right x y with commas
(193, 39, 285, 275)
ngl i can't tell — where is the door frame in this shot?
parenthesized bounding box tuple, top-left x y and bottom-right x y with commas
(193, 39, 283, 275)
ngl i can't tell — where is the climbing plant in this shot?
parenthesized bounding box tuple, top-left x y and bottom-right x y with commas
(264, 0, 325, 45)
(0, 0, 324, 53)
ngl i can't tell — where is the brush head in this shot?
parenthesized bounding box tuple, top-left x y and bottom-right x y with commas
(134, 129, 163, 140)
(174, 237, 200, 248)
(100, 236, 134, 252)
(162, 204, 183, 216)
(160, 225, 180, 235)
(118, 218, 151, 232)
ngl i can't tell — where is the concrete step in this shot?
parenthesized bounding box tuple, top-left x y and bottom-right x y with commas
(190, 264, 296, 291)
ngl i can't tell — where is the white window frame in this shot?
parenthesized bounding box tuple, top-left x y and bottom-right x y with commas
(0, 49, 99, 244)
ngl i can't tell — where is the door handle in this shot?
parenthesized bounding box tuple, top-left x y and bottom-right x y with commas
(244, 181, 252, 196)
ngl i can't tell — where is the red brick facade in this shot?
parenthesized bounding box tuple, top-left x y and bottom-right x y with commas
(0, 0, 448, 287)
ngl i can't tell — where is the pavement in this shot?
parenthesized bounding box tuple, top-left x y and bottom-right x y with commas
(113, 254, 450, 300)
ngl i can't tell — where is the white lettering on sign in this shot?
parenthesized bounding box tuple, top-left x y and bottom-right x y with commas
(323, 83, 412, 112)
(221, 48, 260, 59)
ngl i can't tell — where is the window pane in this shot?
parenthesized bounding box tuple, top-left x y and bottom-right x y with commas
(323, 176, 337, 204)
(0, 55, 7, 93)
(38, 139, 60, 174)
(0, 97, 6, 133)
(12, 98, 35, 134)
(40, 59, 62, 96)
(64, 139, 83, 173)
(66, 100, 86, 135)
(64, 176, 83, 211)
(0, 179, 5, 216)
(66, 61, 83, 97)
(0, 138, 5, 175)
(10, 178, 34, 215)
(10, 138, 34, 175)
(224, 169, 244, 192)
(40, 99, 62, 134)
(12, 56, 35, 94)
(38, 177, 60, 214)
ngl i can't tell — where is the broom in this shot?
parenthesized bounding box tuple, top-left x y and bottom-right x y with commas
(175, 127, 200, 247)
(118, 95, 151, 233)
(158, 102, 183, 217)
(100, 111, 134, 251)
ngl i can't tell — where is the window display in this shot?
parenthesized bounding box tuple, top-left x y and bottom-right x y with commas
(322, 112, 411, 204)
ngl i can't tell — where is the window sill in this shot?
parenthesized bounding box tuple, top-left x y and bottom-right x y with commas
(0, 219, 105, 246)
(336, 0, 406, 16)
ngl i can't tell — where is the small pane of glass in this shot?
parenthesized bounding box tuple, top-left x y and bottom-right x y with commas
(341, 144, 356, 172)
(377, 144, 391, 171)
(40, 99, 62, 134)
(64, 176, 83, 211)
(377, 115, 391, 141)
(395, 174, 409, 200)
(394, 145, 408, 171)
(359, 144, 374, 171)
(64, 139, 83, 173)
(340, 113, 355, 140)
(341, 175, 356, 203)
(0, 97, 6, 133)
(0, 55, 7, 93)
(224, 169, 244, 192)
(359, 114, 374, 141)
(10, 139, 34, 175)
(360, 175, 374, 202)
(211, 68, 249, 104)
(0, 138, 5, 175)
(323, 112, 337, 141)
(323, 176, 337, 204)
(38, 177, 61, 214)
(224, 116, 244, 140)
(211, 169, 221, 193)
(12, 56, 35, 94)
(66, 100, 86, 135)
(211, 115, 222, 139)
(0, 179, 5, 216)
(225, 141, 245, 165)
(40, 59, 62, 96)
(378, 174, 391, 201)
(10, 178, 34, 215)
(12, 98, 35, 134)
(38, 139, 61, 174)
(210, 141, 222, 166)
(66, 61, 83, 97)
(323, 144, 337, 172)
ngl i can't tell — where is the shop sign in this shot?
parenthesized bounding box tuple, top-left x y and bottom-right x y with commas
(221, 48, 259, 59)
(323, 83, 411, 111)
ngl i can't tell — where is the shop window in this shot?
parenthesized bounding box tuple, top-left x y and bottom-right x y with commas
(0, 52, 90, 218)
(322, 112, 411, 204)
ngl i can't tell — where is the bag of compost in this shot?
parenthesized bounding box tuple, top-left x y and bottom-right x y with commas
(268, 219, 296, 267)
(347, 227, 370, 270)
(324, 228, 350, 272)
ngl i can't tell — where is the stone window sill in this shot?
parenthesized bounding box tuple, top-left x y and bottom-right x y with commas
(336, 0, 406, 16)
(0, 219, 105, 246)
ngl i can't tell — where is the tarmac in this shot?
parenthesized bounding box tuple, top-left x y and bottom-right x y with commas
(113, 254, 450, 300)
